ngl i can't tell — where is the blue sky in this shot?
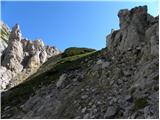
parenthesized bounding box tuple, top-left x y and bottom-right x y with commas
(1, 1, 159, 51)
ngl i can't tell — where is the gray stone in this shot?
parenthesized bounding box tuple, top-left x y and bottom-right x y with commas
(81, 107, 87, 113)
(45, 46, 61, 58)
(125, 95, 133, 102)
(83, 113, 90, 119)
(104, 106, 118, 118)
(150, 35, 158, 56)
(109, 97, 118, 105)
(81, 95, 88, 99)
(144, 106, 151, 119)
(0, 66, 14, 90)
(74, 116, 81, 119)
(97, 101, 102, 105)
(117, 79, 123, 85)
(123, 70, 131, 77)
(96, 59, 103, 65)
(92, 64, 101, 71)
(56, 73, 67, 88)
(102, 61, 110, 69)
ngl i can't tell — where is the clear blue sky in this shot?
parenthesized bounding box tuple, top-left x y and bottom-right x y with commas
(1, 1, 159, 51)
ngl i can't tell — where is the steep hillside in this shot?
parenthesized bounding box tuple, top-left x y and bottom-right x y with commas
(1, 6, 159, 119)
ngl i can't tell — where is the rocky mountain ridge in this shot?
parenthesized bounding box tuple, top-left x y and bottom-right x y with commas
(1, 5, 159, 119)
(0, 22, 61, 90)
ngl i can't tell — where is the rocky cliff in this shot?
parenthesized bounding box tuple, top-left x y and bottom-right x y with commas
(0, 21, 10, 62)
(1, 6, 159, 119)
(0, 23, 61, 90)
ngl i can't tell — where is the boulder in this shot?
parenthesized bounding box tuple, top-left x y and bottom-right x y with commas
(104, 106, 118, 118)
(56, 73, 67, 88)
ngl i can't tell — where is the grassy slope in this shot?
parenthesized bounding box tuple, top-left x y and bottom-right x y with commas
(1, 50, 98, 109)
(62, 47, 96, 57)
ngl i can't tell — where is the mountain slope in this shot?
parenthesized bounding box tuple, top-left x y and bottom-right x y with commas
(1, 6, 159, 119)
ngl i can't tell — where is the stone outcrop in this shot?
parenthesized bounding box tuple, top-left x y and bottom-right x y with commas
(143, 18, 159, 57)
(0, 21, 10, 64)
(0, 66, 14, 89)
(107, 6, 158, 56)
(2, 24, 23, 73)
(1, 6, 159, 119)
(0, 23, 61, 90)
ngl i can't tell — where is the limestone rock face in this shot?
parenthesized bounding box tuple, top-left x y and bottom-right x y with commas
(2, 24, 23, 73)
(34, 39, 45, 50)
(28, 51, 41, 68)
(0, 23, 61, 90)
(0, 66, 14, 90)
(39, 50, 47, 64)
(107, 6, 158, 55)
(143, 22, 159, 57)
(45, 46, 61, 58)
(21, 39, 60, 67)
(0, 21, 10, 64)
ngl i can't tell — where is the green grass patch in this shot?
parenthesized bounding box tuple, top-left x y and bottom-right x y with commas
(62, 47, 96, 57)
(59, 51, 96, 63)
(132, 97, 148, 111)
(153, 75, 159, 81)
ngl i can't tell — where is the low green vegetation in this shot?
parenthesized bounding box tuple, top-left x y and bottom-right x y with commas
(62, 47, 96, 57)
(1, 50, 98, 109)
(59, 50, 96, 63)
(132, 97, 148, 111)
(153, 75, 159, 81)
(0, 26, 10, 42)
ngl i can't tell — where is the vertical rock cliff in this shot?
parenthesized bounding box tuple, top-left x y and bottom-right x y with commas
(0, 21, 10, 63)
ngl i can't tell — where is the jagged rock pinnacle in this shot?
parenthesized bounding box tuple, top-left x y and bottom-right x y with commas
(9, 23, 22, 41)
(0, 23, 61, 90)
(2, 24, 23, 72)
